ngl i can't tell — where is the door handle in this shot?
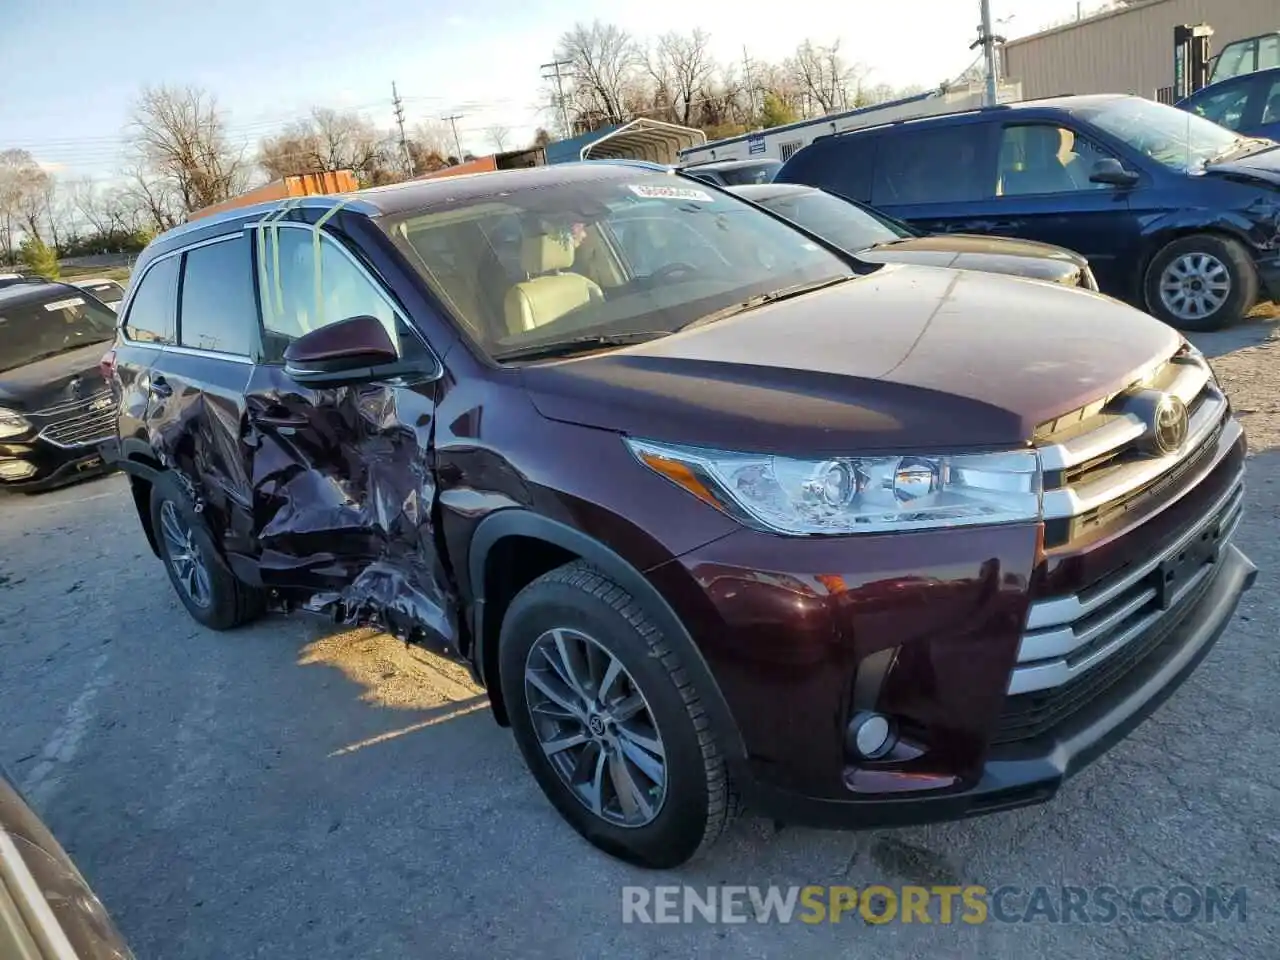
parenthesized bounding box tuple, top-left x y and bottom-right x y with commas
(149, 374, 172, 398)
(250, 410, 310, 428)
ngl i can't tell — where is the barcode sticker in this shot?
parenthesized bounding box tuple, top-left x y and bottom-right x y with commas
(627, 184, 715, 203)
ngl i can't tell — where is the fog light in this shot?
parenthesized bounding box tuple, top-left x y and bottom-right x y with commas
(846, 711, 896, 760)
(0, 459, 36, 481)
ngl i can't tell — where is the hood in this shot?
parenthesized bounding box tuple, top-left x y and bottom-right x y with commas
(858, 234, 1086, 285)
(0, 341, 112, 411)
(520, 264, 1180, 455)
(1202, 142, 1280, 187)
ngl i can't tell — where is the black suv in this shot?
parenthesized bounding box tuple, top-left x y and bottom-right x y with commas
(0, 279, 118, 491)
(777, 94, 1280, 330)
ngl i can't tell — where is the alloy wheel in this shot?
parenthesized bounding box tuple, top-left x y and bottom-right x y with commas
(159, 500, 212, 609)
(1159, 252, 1232, 322)
(523, 627, 667, 828)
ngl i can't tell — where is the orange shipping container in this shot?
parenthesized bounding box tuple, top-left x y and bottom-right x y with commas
(187, 170, 359, 221)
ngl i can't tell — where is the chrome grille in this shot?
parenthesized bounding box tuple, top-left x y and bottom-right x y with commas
(1035, 347, 1228, 529)
(37, 391, 118, 447)
(1007, 473, 1243, 699)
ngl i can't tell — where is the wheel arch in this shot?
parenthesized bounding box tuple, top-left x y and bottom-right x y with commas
(110, 438, 166, 558)
(467, 510, 746, 763)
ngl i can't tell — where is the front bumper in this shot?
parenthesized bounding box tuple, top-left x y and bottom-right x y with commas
(734, 544, 1254, 829)
(0, 436, 114, 493)
(647, 412, 1250, 829)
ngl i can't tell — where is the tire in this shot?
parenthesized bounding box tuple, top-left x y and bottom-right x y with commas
(498, 560, 738, 868)
(1143, 234, 1258, 331)
(149, 471, 266, 630)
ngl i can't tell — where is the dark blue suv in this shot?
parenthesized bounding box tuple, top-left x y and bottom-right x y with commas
(776, 94, 1280, 331)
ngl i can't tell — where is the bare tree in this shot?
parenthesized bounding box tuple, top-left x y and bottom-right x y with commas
(258, 107, 384, 182)
(486, 125, 512, 152)
(0, 150, 51, 250)
(787, 39, 864, 115)
(557, 21, 641, 125)
(654, 30, 716, 127)
(129, 84, 247, 216)
(121, 163, 181, 233)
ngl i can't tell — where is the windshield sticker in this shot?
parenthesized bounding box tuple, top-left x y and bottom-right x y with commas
(627, 183, 714, 203)
(43, 297, 85, 311)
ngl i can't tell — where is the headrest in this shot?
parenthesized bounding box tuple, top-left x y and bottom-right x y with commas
(520, 234, 575, 275)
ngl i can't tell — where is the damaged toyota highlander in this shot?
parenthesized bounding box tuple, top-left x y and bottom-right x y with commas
(102, 163, 1255, 868)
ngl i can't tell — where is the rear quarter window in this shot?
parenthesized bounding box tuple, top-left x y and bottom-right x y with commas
(779, 137, 875, 202)
(123, 256, 179, 344)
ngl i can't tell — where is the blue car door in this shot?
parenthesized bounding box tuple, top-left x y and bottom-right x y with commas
(966, 120, 1143, 297)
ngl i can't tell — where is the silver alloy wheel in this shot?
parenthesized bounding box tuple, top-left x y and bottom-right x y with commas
(1158, 252, 1232, 321)
(159, 500, 212, 608)
(523, 627, 667, 828)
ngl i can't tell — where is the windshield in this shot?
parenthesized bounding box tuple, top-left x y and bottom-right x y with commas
(0, 292, 117, 372)
(758, 190, 909, 252)
(386, 171, 853, 360)
(1075, 97, 1241, 173)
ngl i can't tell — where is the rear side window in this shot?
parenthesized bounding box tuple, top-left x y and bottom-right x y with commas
(871, 125, 987, 205)
(781, 138, 875, 202)
(179, 236, 256, 356)
(123, 256, 178, 343)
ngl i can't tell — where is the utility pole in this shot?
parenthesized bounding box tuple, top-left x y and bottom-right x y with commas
(972, 0, 1004, 107)
(742, 46, 759, 127)
(391, 81, 413, 177)
(442, 114, 464, 160)
(541, 58, 573, 139)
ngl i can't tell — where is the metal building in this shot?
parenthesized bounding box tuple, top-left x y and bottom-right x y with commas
(1001, 0, 1276, 102)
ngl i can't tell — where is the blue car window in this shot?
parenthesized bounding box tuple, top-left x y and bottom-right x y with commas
(1186, 81, 1254, 132)
(996, 125, 1115, 196)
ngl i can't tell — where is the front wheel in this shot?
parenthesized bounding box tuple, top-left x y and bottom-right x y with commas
(1143, 234, 1258, 331)
(498, 561, 737, 868)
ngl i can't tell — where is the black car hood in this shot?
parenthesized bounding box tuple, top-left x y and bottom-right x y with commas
(520, 263, 1179, 455)
(0, 341, 112, 411)
(1202, 142, 1280, 187)
(858, 234, 1086, 284)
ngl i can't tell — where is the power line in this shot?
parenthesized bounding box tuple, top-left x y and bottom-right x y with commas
(540, 59, 573, 139)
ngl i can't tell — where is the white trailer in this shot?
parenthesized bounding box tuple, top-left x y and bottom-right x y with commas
(677, 81, 1023, 165)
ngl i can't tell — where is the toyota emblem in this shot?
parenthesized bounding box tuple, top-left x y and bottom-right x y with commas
(1150, 394, 1189, 455)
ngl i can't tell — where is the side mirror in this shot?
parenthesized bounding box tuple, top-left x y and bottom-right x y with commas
(283, 315, 413, 386)
(1088, 158, 1139, 187)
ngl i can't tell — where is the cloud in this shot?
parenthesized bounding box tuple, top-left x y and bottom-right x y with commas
(445, 14, 467, 27)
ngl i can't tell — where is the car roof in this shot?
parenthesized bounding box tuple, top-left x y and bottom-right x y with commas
(681, 158, 782, 172)
(826, 93, 1136, 139)
(0, 279, 84, 307)
(144, 161, 684, 256)
(726, 183, 818, 202)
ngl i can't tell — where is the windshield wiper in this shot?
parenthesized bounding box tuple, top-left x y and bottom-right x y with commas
(492, 331, 670, 363)
(678, 275, 858, 332)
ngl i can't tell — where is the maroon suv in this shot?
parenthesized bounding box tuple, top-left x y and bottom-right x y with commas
(103, 163, 1255, 868)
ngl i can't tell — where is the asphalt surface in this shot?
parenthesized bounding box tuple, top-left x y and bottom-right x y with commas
(3, 320, 1280, 959)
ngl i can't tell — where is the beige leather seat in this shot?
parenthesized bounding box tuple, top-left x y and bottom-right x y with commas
(503, 234, 603, 334)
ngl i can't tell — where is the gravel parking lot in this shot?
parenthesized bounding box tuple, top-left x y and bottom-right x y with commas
(3, 317, 1280, 960)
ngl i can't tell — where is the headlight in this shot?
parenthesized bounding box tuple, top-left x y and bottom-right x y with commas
(626, 438, 1042, 536)
(0, 408, 31, 440)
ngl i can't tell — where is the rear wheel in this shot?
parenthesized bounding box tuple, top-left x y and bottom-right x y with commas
(1144, 234, 1257, 331)
(150, 471, 265, 630)
(499, 561, 737, 868)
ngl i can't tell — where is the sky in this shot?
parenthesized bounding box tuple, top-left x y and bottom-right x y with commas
(0, 0, 1098, 182)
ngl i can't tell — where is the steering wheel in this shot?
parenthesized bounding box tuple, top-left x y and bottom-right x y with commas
(648, 262, 702, 283)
